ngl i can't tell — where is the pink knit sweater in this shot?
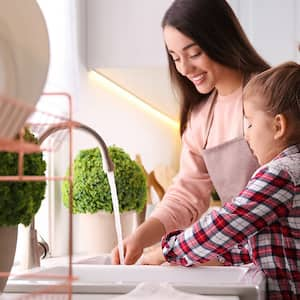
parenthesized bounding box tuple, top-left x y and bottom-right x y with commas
(151, 86, 244, 232)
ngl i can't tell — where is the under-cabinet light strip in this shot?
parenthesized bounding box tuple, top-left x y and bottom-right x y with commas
(88, 70, 179, 130)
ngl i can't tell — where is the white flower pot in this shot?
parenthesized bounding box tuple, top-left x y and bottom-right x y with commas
(0, 226, 17, 293)
(79, 211, 136, 254)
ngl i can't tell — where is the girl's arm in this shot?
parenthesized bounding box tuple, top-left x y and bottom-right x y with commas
(162, 166, 293, 266)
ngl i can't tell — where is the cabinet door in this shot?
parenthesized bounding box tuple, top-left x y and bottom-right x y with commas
(87, 0, 173, 68)
(87, 0, 299, 68)
(233, 0, 300, 65)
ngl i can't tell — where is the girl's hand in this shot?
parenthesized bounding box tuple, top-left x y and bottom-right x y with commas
(140, 244, 166, 265)
(111, 217, 166, 265)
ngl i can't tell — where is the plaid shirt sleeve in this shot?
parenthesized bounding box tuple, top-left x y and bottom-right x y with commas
(161, 165, 294, 266)
(222, 243, 252, 265)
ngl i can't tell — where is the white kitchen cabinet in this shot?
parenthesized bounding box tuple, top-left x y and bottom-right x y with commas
(4, 257, 264, 300)
(86, 0, 178, 121)
(228, 0, 300, 65)
(87, 0, 299, 69)
(86, 0, 173, 68)
(0, 294, 240, 299)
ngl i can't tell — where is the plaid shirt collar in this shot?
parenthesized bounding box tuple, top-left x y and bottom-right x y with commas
(273, 144, 300, 160)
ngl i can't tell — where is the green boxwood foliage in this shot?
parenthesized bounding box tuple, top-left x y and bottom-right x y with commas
(62, 146, 147, 214)
(0, 129, 47, 226)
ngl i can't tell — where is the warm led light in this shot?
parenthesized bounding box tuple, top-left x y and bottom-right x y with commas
(88, 70, 179, 130)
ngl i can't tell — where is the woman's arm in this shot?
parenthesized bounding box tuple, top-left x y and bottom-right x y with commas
(112, 103, 213, 264)
(111, 142, 212, 265)
(151, 114, 213, 232)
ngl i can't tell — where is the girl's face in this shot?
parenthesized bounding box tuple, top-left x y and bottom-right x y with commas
(163, 26, 225, 94)
(244, 96, 278, 165)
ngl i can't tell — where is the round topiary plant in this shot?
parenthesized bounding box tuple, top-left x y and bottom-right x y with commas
(62, 146, 147, 214)
(0, 128, 47, 226)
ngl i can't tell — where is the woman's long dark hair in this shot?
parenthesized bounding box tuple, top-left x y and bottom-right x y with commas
(162, 0, 270, 135)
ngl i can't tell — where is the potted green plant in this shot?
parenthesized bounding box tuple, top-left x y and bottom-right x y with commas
(62, 145, 147, 253)
(0, 128, 46, 292)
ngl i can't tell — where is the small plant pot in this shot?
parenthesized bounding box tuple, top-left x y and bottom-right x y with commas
(0, 226, 18, 293)
(79, 211, 136, 254)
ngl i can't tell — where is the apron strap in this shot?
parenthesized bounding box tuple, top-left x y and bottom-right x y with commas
(203, 90, 218, 149)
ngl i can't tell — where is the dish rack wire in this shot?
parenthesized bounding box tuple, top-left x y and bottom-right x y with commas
(0, 92, 77, 299)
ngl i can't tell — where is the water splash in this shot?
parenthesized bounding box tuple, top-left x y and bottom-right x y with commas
(107, 171, 125, 265)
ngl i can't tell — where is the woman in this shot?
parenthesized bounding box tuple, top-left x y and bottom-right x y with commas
(112, 0, 270, 265)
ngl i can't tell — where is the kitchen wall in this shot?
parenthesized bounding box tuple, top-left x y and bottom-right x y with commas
(38, 0, 180, 171)
(32, 0, 181, 256)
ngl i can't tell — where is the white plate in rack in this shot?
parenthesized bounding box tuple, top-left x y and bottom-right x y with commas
(0, 0, 49, 139)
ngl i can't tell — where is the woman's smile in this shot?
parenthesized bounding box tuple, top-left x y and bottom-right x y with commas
(189, 73, 206, 86)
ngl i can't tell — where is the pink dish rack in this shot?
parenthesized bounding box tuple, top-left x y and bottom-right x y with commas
(0, 92, 77, 299)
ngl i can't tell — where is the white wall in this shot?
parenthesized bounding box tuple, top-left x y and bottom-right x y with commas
(38, 0, 180, 170)
(34, 0, 180, 256)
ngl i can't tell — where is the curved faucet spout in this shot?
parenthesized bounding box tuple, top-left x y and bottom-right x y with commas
(20, 121, 114, 270)
(39, 121, 114, 172)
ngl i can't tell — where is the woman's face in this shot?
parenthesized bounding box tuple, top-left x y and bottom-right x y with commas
(163, 26, 223, 94)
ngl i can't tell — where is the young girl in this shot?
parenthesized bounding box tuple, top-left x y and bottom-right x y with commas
(161, 62, 300, 300)
(112, 0, 269, 265)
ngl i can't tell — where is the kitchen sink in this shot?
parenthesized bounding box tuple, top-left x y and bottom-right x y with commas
(4, 260, 265, 300)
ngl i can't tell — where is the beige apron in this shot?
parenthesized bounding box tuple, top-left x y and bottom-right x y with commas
(202, 92, 259, 204)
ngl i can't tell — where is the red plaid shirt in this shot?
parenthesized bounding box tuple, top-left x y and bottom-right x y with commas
(162, 144, 300, 300)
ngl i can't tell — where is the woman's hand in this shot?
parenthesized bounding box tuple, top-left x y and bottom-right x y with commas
(111, 233, 143, 265)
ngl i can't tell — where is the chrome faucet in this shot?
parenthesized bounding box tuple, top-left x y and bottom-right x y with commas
(21, 121, 113, 269)
(39, 121, 114, 172)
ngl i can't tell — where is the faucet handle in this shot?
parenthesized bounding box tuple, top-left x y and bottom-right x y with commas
(37, 233, 50, 259)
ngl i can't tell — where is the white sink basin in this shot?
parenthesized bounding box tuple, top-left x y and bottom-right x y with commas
(5, 263, 265, 300)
